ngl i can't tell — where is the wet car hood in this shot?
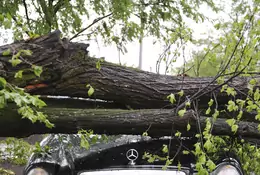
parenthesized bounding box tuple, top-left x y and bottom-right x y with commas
(24, 134, 197, 175)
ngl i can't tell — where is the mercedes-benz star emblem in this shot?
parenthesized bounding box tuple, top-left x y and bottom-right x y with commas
(126, 149, 139, 165)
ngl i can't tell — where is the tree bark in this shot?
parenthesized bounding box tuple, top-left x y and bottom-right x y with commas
(1, 31, 260, 139)
(0, 30, 257, 109)
(1, 105, 259, 139)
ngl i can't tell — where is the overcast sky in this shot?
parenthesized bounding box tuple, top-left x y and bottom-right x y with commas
(82, 1, 231, 74)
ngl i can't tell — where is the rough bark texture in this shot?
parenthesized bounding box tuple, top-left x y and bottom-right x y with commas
(0, 30, 257, 109)
(1, 106, 259, 138)
(0, 31, 260, 139)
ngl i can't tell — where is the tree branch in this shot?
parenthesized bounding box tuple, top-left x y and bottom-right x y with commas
(1, 107, 260, 139)
(53, 0, 68, 14)
(22, 0, 31, 30)
(70, 13, 113, 41)
(0, 32, 258, 109)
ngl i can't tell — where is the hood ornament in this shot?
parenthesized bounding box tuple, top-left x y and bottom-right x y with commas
(126, 149, 139, 165)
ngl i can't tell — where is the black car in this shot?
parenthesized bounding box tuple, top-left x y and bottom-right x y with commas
(24, 134, 244, 175)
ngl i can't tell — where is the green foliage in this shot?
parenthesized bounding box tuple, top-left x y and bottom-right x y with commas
(178, 90, 184, 97)
(0, 0, 219, 50)
(182, 150, 190, 155)
(167, 93, 176, 104)
(226, 118, 238, 133)
(162, 144, 169, 154)
(14, 70, 23, 79)
(187, 122, 191, 131)
(178, 109, 186, 117)
(0, 168, 15, 175)
(0, 138, 32, 165)
(96, 58, 104, 71)
(2, 49, 11, 56)
(175, 131, 182, 138)
(0, 77, 7, 88)
(78, 129, 108, 150)
(86, 84, 95, 97)
(0, 80, 54, 128)
(33, 142, 50, 155)
(32, 65, 43, 77)
(142, 131, 148, 136)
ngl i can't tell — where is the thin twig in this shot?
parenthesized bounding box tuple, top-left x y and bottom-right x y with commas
(175, 13, 255, 112)
(6, 7, 30, 37)
(193, 99, 206, 153)
(53, 0, 66, 14)
(70, 13, 113, 41)
(167, 34, 187, 156)
(210, 92, 218, 134)
(196, 56, 253, 100)
(196, 43, 220, 77)
(23, 0, 31, 30)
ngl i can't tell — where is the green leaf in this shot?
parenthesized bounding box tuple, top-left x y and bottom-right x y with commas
(255, 113, 260, 121)
(96, 58, 104, 71)
(187, 122, 191, 131)
(177, 161, 181, 171)
(15, 70, 23, 79)
(162, 144, 168, 154)
(167, 93, 176, 104)
(88, 86, 94, 97)
(221, 84, 227, 92)
(226, 118, 236, 127)
(2, 49, 11, 56)
(185, 101, 190, 107)
(14, 96, 22, 107)
(227, 100, 238, 112)
(20, 50, 32, 56)
(198, 154, 206, 164)
(0, 77, 7, 88)
(30, 96, 47, 108)
(212, 109, 219, 120)
(0, 95, 6, 108)
(236, 99, 245, 108)
(178, 109, 186, 117)
(142, 131, 148, 136)
(208, 99, 214, 107)
(231, 124, 238, 133)
(0, 14, 4, 22)
(178, 90, 184, 97)
(237, 110, 243, 120)
(206, 159, 216, 172)
(226, 87, 237, 96)
(182, 150, 190, 155)
(175, 131, 181, 137)
(44, 119, 55, 128)
(80, 137, 90, 150)
(86, 84, 95, 96)
(12, 52, 21, 59)
(32, 65, 43, 77)
(249, 79, 257, 86)
(254, 88, 260, 101)
(204, 139, 212, 151)
(9, 59, 22, 67)
(205, 107, 211, 115)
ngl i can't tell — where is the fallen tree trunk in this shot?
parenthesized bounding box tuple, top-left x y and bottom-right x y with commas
(1, 106, 259, 139)
(0, 30, 257, 109)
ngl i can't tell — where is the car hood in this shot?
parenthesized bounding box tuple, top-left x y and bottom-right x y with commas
(24, 134, 196, 174)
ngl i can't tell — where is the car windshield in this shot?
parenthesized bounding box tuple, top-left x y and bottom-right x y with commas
(80, 170, 186, 175)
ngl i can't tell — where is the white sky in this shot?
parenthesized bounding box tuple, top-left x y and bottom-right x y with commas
(81, 1, 231, 74)
(0, 1, 232, 74)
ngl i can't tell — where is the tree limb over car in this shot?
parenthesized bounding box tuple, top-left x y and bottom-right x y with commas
(0, 31, 259, 139)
